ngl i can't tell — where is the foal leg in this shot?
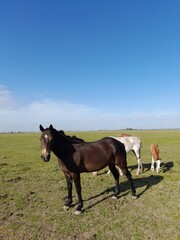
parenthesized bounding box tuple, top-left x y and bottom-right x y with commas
(64, 173, 73, 210)
(109, 164, 120, 198)
(122, 168, 137, 199)
(151, 157, 155, 171)
(156, 160, 161, 173)
(73, 173, 83, 215)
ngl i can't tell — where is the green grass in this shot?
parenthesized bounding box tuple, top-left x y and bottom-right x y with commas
(0, 130, 180, 240)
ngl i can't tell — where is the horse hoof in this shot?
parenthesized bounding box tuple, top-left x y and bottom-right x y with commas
(112, 195, 118, 200)
(75, 210, 82, 215)
(132, 195, 138, 199)
(63, 205, 70, 211)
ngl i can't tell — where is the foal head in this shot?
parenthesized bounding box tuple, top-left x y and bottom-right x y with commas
(39, 124, 54, 162)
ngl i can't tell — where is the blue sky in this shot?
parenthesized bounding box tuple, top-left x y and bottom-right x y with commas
(0, 0, 180, 132)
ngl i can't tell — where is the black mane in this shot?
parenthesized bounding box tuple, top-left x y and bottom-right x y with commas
(58, 130, 84, 143)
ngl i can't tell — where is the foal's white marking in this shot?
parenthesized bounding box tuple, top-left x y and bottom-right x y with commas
(156, 160, 161, 173)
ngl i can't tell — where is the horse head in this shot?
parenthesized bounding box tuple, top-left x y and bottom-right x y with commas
(39, 124, 54, 162)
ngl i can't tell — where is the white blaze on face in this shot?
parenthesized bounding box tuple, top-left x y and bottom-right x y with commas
(42, 147, 48, 155)
(42, 134, 49, 155)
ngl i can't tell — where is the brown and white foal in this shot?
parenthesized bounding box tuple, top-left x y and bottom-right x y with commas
(150, 144, 161, 173)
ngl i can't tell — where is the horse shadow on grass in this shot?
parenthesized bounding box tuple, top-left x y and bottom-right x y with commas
(128, 161, 174, 174)
(82, 174, 164, 212)
(65, 162, 173, 212)
(161, 161, 174, 173)
(96, 160, 174, 176)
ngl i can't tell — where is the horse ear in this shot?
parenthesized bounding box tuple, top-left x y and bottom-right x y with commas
(49, 124, 53, 130)
(39, 124, 44, 132)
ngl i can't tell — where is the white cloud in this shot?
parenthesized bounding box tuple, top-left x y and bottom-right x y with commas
(0, 98, 102, 132)
(0, 87, 180, 132)
(0, 85, 17, 110)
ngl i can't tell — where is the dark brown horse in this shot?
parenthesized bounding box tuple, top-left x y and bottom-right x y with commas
(39, 124, 137, 214)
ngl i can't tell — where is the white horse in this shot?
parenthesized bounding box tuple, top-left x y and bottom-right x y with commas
(93, 136, 143, 176)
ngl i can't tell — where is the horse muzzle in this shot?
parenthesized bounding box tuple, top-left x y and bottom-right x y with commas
(41, 154, 51, 162)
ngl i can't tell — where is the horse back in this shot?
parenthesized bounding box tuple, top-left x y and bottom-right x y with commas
(111, 136, 141, 153)
(150, 144, 161, 160)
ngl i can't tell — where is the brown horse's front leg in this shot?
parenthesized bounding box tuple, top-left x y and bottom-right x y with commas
(64, 173, 73, 210)
(73, 173, 83, 215)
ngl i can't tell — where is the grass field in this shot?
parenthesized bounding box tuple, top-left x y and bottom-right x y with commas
(0, 130, 180, 240)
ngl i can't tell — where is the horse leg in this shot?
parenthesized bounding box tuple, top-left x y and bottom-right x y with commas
(137, 157, 143, 174)
(109, 164, 120, 198)
(156, 160, 161, 173)
(73, 173, 83, 215)
(151, 157, 155, 171)
(117, 167, 124, 176)
(64, 173, 73, 210)
(107, 167, 123, 176)
(133, 149, 144, 174)
(122, 168, 137, 199)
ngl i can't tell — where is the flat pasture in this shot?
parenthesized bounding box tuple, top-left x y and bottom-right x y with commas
(0, 130, 179, 240)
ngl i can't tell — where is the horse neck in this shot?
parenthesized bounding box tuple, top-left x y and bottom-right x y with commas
(52, 133, 74, 159)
